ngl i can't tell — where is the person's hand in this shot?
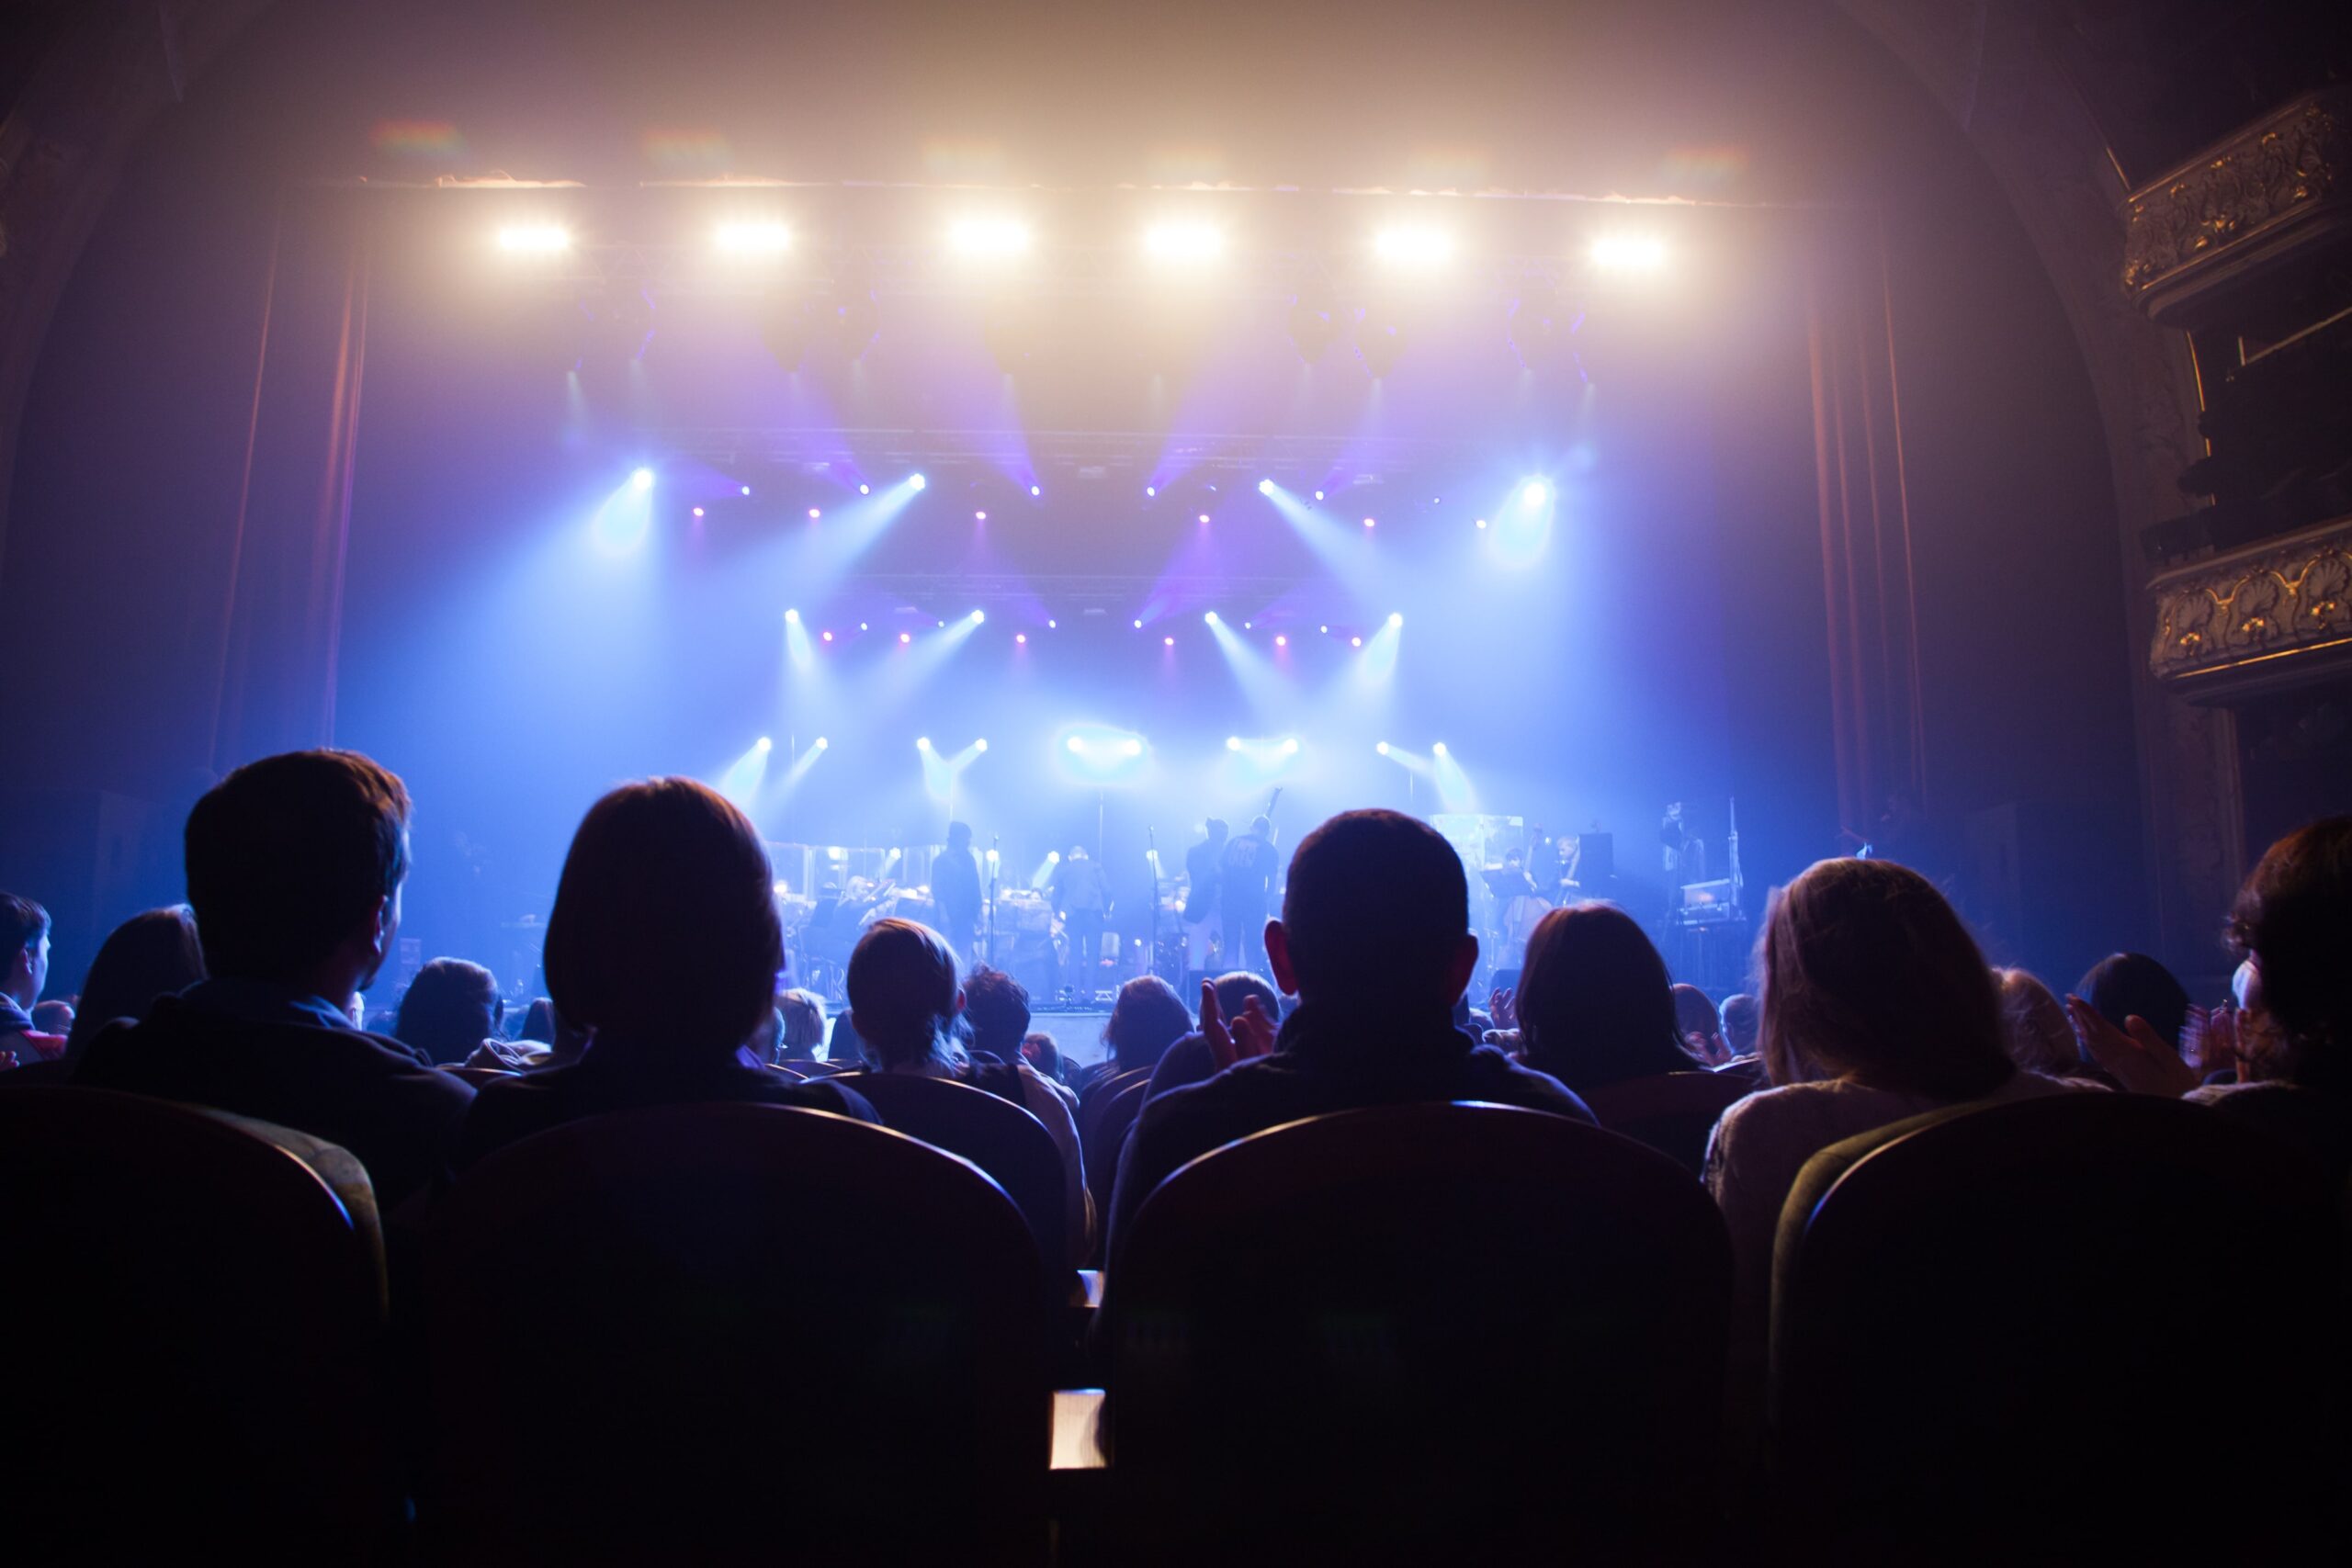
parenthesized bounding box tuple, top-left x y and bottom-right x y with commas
(2066, 995, 2199, 1098)
(1488, 987, 1518, 1031)
(2187, 1003, 2246, 1082)
(0, 1050, 17, 1072)
(1201, 980, 1277, 1070)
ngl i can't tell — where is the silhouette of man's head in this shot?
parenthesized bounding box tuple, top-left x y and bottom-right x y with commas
(962, 965, 1032, 1057)
(183, 750, 410, 994)
(542, 778, 781, 1055)
(1269, 809, 1475, 1011)
(947, 820, 972, 851)
(1205, 818, 1228, 843)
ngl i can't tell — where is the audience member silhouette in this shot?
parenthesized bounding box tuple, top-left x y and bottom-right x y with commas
(56, 905, 205, 1064)
(1106, 809, 1593, 1253)
(2074, 817, 2352, 1182)
(776, 987, 827, 1062)
(1995, 967, 2086, 1080)
(1510, 905, 1702, 1093)
(2078, 951, 2193, 1050)
(1020, 1029, 1067, 1084)
(71, 750, 472, 1209)
(933, 819, 983, 955)
(829, 1005, 865, 1066)
(1100, 973, 1193, 1077)
(1670, 981, 1728, 1066)
(0, 893, 59, 1066)
(1705, 858, 2085, 1339)
(845, 917, 1092, 1258)
(1145, 970, 1283, 1101)
(454, 779, 873, 1169)
(514, 997, 558, 1043)
(395, 957, 503, 1066)
(1718, 991, 1760, 1063)
(961, 964, 1033, 1063)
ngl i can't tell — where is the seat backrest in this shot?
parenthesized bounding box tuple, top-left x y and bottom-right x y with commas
(1772, 1092, 2341, 1553)
(1579, 1069, 1753, 1174)
(424, 1102, 1046, 1563)
(1112, 1102, 1729, 1543)
(840, 1070, 1068, 1269)
(446, 1065, 517, 1088)
(1081, 1075, 1151, 1221)
(0, 1087, 396, 1562)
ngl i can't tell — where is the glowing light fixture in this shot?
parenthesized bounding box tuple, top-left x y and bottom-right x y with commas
(821, 630, 834, 642)
(1015, 633, 1028, 645)
(1133, 618, 1144, 630)
(815, 737, 830, 750)
(1146, 485, 1158, 498)
(1282, 738, 1300, 755)
(1066, 737, 1085, 754)
(908, 472, 928, 491)
(715, 220, 792, 254)
(1257, 479, 1275, 496)
(1204, 610, 1219, 625)
(691, 506, 706, 518)
(1144, 221, 1226, 262)
(1363, 516, 1376, 529)
(1121, 739, 1144, 757)
(974, 739, 989, 752)
(1163, 635, 1175, 647)
(858, 482, 871, 495)
(916, 737, 932, 751)
(1374, 225, 1453, 268)
(1432, 741, 1450, 757)
(496, 224, 571, 254)
(899, 632, 911, 644)
(1274, 635, 1289, 647)
(630, 468, 655, 491)
(1376, 741, 1391, 756)
(1351, 636, 1363, 647)
(949, 217, 1032, 258)
(1475, 516, 1488, 529)
(784, 608, 800, 624)
(1314, 490, 1325, 501)
(1226, 736, 1242, 750)
(1197, 513, 1211, 525)
(755, 737, 773, 752)
(1521, 478, 1551, 508)
(808, 507, 821, 520)
(970, 609, 986, 624)
(740, 484, 752, 496)
(1388, 612, 1404, 627)
(1590, 234, 1668, 272)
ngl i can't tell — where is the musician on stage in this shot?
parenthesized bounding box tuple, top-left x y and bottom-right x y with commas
(1182, 818, 1227, 985)
(1217, 813, 1279, 979)
(1049, 844, 1111, 995)
(933, 820, 982, 959)
(1483, 850, 1538, 906)
(1528, 827, 1563, 897)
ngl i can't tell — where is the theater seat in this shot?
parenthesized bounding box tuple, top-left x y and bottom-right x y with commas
(423, 1102, 1046, 1564)
(838, 1070, 1070, 1273)
(1770, 1092, 2343, 1561)
(1579, 1069, 1754, 1173)
(1080, 1075, 1150, 1239)
(1106, 1101, 1731, 1562)
(0, 1087, 398, 1562)
(446, 1065, 517, 1088)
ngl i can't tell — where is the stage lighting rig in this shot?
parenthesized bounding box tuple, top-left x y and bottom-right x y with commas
(715, 220, 793, 255)
(496, 224, 571, 254)
(1287, 273, 1345, 364)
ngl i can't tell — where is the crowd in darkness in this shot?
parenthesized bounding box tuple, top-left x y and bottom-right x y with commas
(1, 747, 2346, 1554)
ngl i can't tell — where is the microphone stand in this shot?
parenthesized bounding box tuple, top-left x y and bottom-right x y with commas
(986, 834, 1000, 968)
(1146, 828, 1160, 984)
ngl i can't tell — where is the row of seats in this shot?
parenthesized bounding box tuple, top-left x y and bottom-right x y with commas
(2, 1084, 2338, 1563)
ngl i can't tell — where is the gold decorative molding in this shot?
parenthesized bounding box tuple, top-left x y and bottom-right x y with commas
(2122, 90, 2352, 327)
(2150, 515, 2352, 692)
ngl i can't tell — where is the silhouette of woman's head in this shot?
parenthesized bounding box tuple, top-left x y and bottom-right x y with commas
(543, 778, 781, 1055)
(1103, 975, 1192, 1073)
(846, 918, 961, 1069)
(1514, 903, 1693, 1091)
(2229, 817, 2352, 1090)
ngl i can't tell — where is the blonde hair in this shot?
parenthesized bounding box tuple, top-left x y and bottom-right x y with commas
(1994, 968, 2077, 1077)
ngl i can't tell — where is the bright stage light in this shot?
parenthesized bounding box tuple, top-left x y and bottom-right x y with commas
(1048, 851, 1062, 862)
(916, 737, 932, 751)
(1432, 741, 1450, 757)
(1351, 636, 1363, 647)
(860, 622, 870, 631)
(1274, 635, 1288, 647)
(949, 217, 1033, 259)
(1314, 490, 1325, 501)
(756, 737, 773, 752)
(975, 510, 988, 522)
(1257, 479, 1275, 496)
(1047, 619, 1057, 628)
(1146, 485, 1158, 498)
(899, 632, 911, 644)
(496, 224, 571, 254)
(1015, 633, 1028, 645)
(821, 630, 833, 642)
(1591, 234, 1668, 272)
(1226, 736, 1242, 750)
(1066, 737, 1085, 753)
(1163, 635, 1175, 647)
(1388, 612, 1404, 627)
(1197, 513, 1211, 525)
(785, 607, 800, 624)
(1029, 484, 1041, 497)
(1121, 739, 1144, 757)
(815, 737, 830, 750)
(909, 472, 928, 491)
(1476, 516, 1488, 529)
(1144, 221, 1226, 262)
(858, 482, 871, 495)
(1282, 738, 1300, 755)
(1521, 479, 1551, 508)
(741, 485, 752, 496)
(1376, 741, 1391, 756)
(1320, 625, 1330, 634)
(1374, 225, 1453, 268)
(630, 468, 655, 491)
(1362, 516, 1375, 529)
(975, 739, 989, 752)
(1204, 610, 1219, 625)
(715, 220, 793, 254)
(692, 506, 706, 518)
(808, 507, 821, 520)
(1133, 619, 1144, 630)
(970, 609, 986, 624)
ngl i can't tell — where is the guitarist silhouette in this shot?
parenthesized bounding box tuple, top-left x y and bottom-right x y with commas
(1216, 789, 1283, 979)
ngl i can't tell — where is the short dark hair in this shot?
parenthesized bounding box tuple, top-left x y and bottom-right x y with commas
(1021, 1030, 1065, 1082)
(395, 957, 503, 1065)
(962, 965, 1031, 1057)
(542, 778, 780, 1054)
(2077, 952, 2192, 1049)
(1280, 809, 1467, 1003)
(1719, 992, 1760, 1055)
(1103, 975, 1193, 1072)
(1212, 969, 1279, 1022)
(846, 919, 960, 1068)
(183, 750, 411, 984)
(0, 894, 49, 957)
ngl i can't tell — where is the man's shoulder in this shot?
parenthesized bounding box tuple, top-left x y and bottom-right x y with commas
(1459, 1046, 1596, 1122)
